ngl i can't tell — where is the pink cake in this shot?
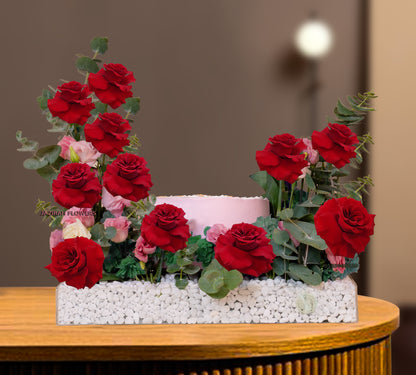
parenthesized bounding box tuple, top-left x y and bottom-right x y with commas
(155, 195, 270, 236)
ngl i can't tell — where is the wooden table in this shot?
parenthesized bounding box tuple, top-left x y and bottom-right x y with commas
(0, 287, 399, 375)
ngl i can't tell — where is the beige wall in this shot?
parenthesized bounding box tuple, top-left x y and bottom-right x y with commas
(370, 1, 416, 304)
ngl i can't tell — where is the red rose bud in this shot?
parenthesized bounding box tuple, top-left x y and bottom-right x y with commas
(215, 223, 275, 277)
(256, 134, 308, 184)
(88, 63, 135, 109)
(84, 113, 131, 158)
(314, 197, 375, 258)
(311, 123, 359, 168)
(103, 153, 152, 202)
(46, 237, 104, 289)
(47, 81, 95, 125)
(52, 163, 102, 209)
(141, 204, 191, 253)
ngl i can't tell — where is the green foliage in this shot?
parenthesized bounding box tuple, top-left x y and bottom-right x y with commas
(198, 259, 243, 299)
(16, 130, 39, 152)
(116, 257, 145, 279)
(332, 92, 377, 126)
(166, 244, 201, 277)
(344, 175, 374, 202)
(36, 89, 53, 111)
(288, 263, 322, 285)
(125, 195, 156, 228)
(90, 37, 108, 55)
(45, 112, 69, 133)
(35, 199, 63, 228)
(90, 102, 107, 117)
(122, 97, 141, 115)
(124, 134, 141, 154)
(90, 223, 111, 247)
(253, 215, 280, 237)
(250, 171, 280, 214)
(103, 244, 122, 273)
(76, 56, 99, 73)
(188, 236, 215, 267)
(283, 220, 327, 250)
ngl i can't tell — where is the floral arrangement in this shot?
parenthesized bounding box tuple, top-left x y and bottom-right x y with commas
(17, 38, 375, 298)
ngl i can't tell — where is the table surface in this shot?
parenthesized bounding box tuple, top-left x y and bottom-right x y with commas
(0, 287, 399, 362)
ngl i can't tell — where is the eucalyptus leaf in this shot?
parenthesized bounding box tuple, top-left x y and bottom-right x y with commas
(167, 264, 180, 273)
(272, 229, 290, 245)
(283, 221, 327, 250)
(76, 56, 99, 73)
(278, 208, 293, 220)
(272, 243, 298, 260)
(122, 97, 141, 114)
(23, 157, 48, 170)
(304, 173, 316, 190)
(104, 226, 117, 240)
(206, 287, 230, 299)
(288, 263, 322, 285)
(175, 275, 189, 289)
(91, 37, 108, 55)
(36, 165, 59, 184)
(223, 270, 243, 290)
(272, 257, 286, 276)
(198, 270, 224, 294)
(183, 264, 201, 275)
(36, 145, 61, 164)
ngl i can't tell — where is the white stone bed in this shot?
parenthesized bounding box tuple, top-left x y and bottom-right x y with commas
(56, 275, 358, 325)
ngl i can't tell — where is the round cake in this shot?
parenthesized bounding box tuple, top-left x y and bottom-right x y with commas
(155, 195, 270, 236)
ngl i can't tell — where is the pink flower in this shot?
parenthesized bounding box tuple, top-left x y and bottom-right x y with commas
(58, 136, 101, 167)
(134, 236, 157, 262)
(103, 216, 131, 243)
(206, 224, 229, 244)
(58, 136, 76, 159)
(278, 221, 300, 247)
(325, 248, 346, 274)
(49, 229, 63, 252)
(102, 187, 131, 217)
(302, 138, 319, 164)
(70, 141, 101, 166)
(62, 207, 95, 228)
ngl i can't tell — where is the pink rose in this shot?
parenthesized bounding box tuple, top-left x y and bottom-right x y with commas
(58, 136, 76, 159)
(70, 141, 101, 167)
(58, 136, 101, 167)
(103, 216, 131, 243)
(62, 207, 95, 228)
(278, 221, 300, 247)
(133, 236, 157, 262)
(302, 138, 319, 164)
(325, 248, 346, 274)
(206, 224, 228, 244)
(102, 187, 131, 217)
(49, 229, 63, 251)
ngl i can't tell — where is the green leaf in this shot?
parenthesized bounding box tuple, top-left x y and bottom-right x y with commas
(253, 215, 280, 236)
(250, 171, 279, 212)
(223, 270, 243, 290)
(116, 257, 144, 279)
(283, 221, 327, 250)
(272, 229, 290, 245)
(36, 165, 59, 184)
(311, 195, 325, 205)
(175, 275, 189, 289)
(35, 145, 61, 164)
(100, 272, 123, 282)
(198, 269, 224, 294)
(183, 264, 201, 275)
(23, 156, 48, 170)
(76, 56, 99, 73)
(90, 102, 107, 116)
(288, 264, 322, 285)
(272, 243, 298, 260)
(90, 223, 110, 247)
(272, 257, 286, 276)
(167, 264, 180, 273)
(90, 37, 108, 55)
(122, 97, 141, 114)
(302, 247, 322, 264)
(304, 173, 316, 190)
(278, 208, 293, 220)
(206, 287, 230, 299)
(336, 100, 355, 116)
(293, 205, 308, 219)
(104, 226, 117, 240)
(16, 130, 39, 152)
(176, 256, 193, 267)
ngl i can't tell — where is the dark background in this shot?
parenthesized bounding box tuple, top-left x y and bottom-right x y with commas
(1, 0, 363, 287)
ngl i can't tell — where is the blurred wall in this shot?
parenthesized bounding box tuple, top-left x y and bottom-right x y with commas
(370, 0, 416, 305)
(1, 0, 363, 286)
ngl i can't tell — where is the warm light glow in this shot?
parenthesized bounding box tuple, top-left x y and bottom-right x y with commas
(295, 20, 333, 59)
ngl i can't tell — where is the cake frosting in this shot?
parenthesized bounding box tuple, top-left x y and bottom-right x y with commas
(155, 195, 270, 236)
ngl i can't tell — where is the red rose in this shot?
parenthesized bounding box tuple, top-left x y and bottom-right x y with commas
(47, 81, 95, 125)
(88, 63, 135, 109)
(84, 113, 131, 158)
(256, 134, 308, 184)
(46, 237, 104, 289)
(215, 223, 275, 277)
(103, 153, 152, 201)
(315, 197, 375, 258)
(141, 204, 191, 253)
(52, 163, 102, 209)
(311, 123, 359, 168)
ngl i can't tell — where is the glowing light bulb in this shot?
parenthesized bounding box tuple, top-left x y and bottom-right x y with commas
(295, 20, 333, 59)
